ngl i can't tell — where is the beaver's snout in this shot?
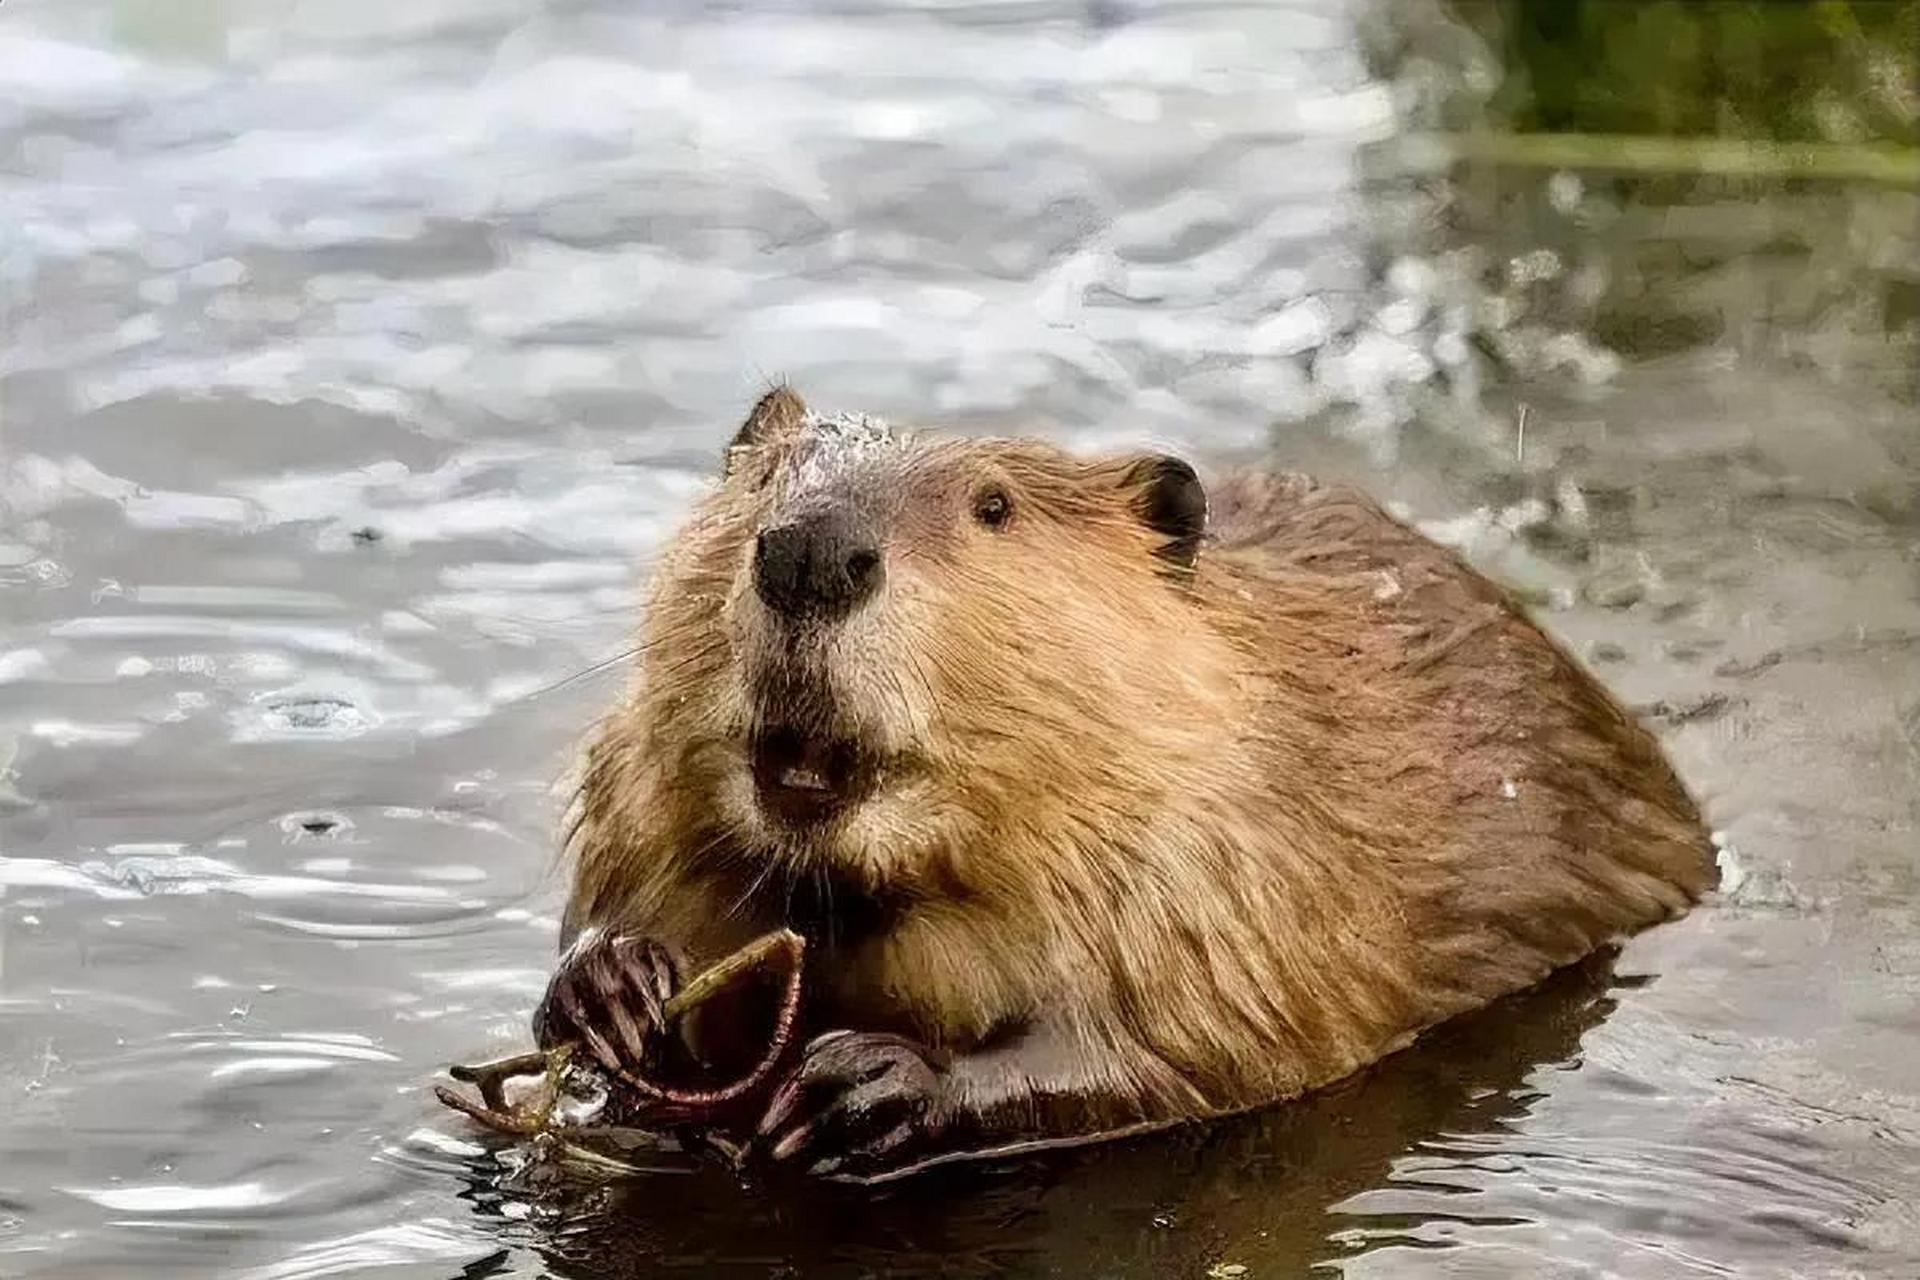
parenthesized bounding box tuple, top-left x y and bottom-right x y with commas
(753, 512, 884, 623)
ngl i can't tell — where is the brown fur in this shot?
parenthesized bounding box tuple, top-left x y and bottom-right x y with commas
(563, 388, 1715, 1143)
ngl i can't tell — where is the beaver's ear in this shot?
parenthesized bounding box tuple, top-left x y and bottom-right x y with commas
(1121, 454, 1207, 569)
(725, 385, 808, 474)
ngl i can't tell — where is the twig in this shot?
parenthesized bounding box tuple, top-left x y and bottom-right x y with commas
(605, 929, 805, 1112)
(448, 1051, 547, 1112)
(436, 930, 807, 1140)
(662, 929, 801, 1024)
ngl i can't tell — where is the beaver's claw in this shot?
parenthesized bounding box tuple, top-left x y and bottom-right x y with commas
(750, 1030, 948, 1178)
(531, 929, 681, 1079)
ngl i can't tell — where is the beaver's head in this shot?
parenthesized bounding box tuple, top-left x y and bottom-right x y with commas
(629, 387, 1230, 905)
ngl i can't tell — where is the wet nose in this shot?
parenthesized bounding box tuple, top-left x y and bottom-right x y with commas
(753, 513, 884, 622)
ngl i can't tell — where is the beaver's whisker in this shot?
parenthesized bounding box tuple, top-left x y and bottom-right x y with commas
(506, 643, 649, 706)
(726, 849, 782, 922)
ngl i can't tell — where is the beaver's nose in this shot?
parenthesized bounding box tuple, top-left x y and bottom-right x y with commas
(753, 514, 884, 622)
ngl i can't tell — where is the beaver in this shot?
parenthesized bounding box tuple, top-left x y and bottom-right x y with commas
(535, 386, 1715, 1180)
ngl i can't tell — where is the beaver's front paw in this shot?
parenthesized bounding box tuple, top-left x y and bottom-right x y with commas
(531, 928, 681, 1079)
(752, 1030, 948, 1177)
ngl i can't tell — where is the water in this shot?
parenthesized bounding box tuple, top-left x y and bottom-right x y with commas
(2, 0, 1917, 1275)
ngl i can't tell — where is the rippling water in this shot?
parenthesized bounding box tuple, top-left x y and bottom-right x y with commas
(3, 1, 1918, 1276)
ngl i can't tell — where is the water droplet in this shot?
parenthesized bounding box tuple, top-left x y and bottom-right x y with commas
(261, 697, 369, 735)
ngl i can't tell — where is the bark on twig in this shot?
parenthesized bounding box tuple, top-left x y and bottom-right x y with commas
(435, 930, 807, 1145)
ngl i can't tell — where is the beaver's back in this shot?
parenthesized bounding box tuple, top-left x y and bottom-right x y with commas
(1207, 470, 1715, 1020)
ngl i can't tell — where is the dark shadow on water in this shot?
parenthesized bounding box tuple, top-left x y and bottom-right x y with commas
(450, 951, 1631, 1278)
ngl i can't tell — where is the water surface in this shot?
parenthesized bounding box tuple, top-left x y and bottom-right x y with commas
(2, 1, 1917, 1276)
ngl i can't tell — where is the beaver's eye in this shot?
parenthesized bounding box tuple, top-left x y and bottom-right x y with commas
(973, 488, 1012, 529)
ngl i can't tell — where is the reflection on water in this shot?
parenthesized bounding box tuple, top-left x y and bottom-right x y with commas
(2, 0, 1917, 1276)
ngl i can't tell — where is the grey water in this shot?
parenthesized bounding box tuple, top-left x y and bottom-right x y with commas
(2, 0, 1917, 1276)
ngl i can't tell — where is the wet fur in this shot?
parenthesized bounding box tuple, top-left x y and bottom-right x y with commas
(563, 389, 1715, 1144)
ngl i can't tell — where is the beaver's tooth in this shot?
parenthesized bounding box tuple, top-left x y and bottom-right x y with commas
(780, 765, 831, 792)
